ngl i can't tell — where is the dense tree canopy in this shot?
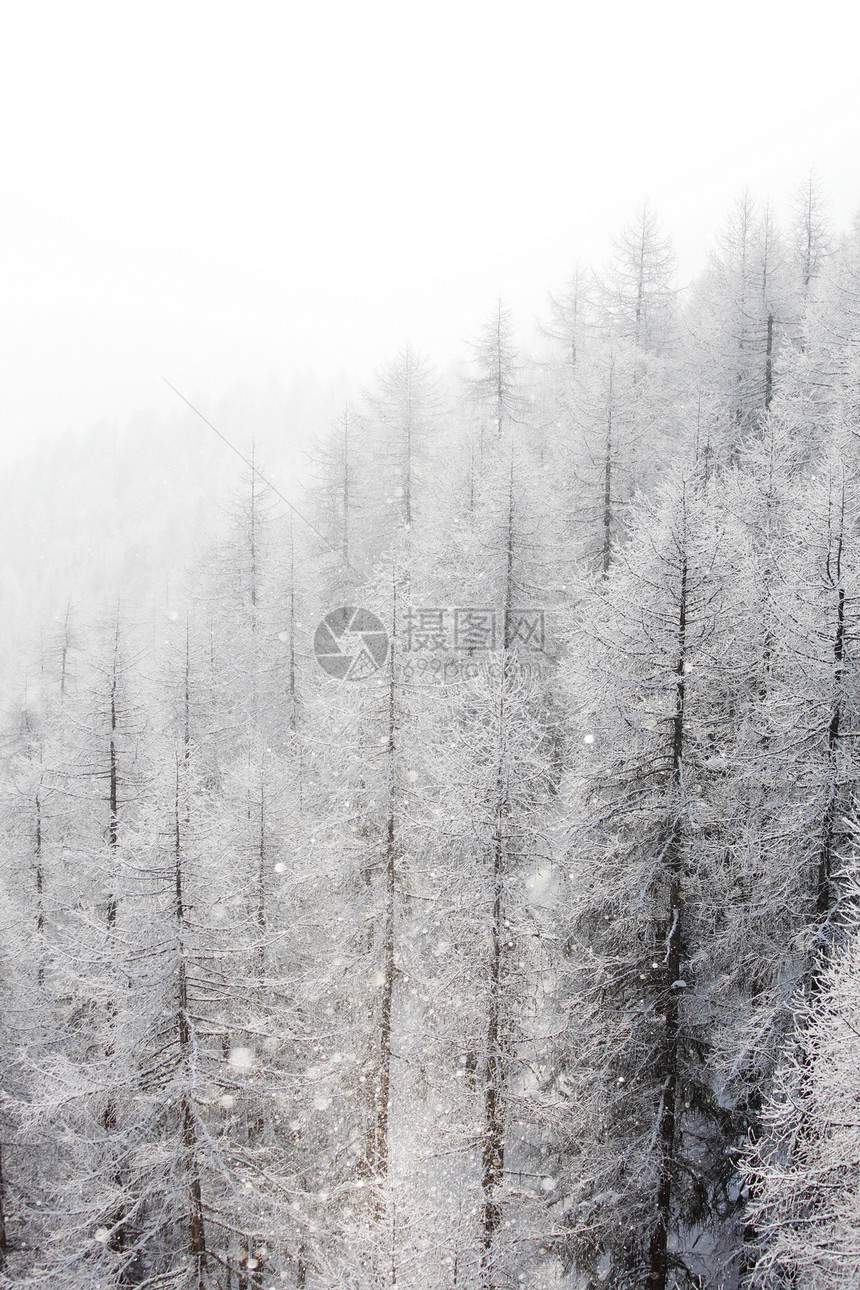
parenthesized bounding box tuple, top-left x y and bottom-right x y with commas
(2, 185, 860, 1289)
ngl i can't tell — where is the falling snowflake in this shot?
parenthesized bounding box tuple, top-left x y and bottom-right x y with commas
(228, 1046, 254, 1070)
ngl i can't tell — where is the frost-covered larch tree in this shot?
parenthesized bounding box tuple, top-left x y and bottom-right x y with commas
(741, 921, 860, 1288)
(554, 473, 745, 1289)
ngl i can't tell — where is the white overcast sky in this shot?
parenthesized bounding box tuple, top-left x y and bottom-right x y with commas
(1, 0, 859, 465)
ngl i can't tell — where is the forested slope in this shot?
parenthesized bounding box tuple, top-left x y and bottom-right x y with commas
(2, 185, 860, 1290)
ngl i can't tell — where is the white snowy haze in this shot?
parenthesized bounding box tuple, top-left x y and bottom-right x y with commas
(1, 0, 858, 464)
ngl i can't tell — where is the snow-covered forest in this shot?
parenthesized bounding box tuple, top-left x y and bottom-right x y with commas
(4, 181, 860, 1290)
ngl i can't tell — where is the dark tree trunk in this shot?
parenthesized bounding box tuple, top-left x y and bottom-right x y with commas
(372, 579, 399, 1280)
(481, 471, 516, 1282)
(175, 762, 207, 1284)
(480, 828, 506, 1270)
(35, 791, 44, 988)
(764, 312, 774, 411)
(288, 526, 298, 729)
(647, 556, 688, 1290)
(0, 1143, 8, 1272)
(602, 358, 615, 578)
(256, 779, 267, 974)
(104, 631, 120, 1132)
(817, 566, 845, 922)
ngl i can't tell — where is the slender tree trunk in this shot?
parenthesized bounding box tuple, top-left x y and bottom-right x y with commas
(481, 824, 506, 1271)
(106, 663, 119, 930)
(256, 775, 267, 974)
(101, 625, 130, 1270)
(35, 790, 45, 988)
(647, 837, 682, 1290)
(602, 357, 614, 578)
(104, 636, 120, 1134)
(647, 555, 688, 1290)
(481, 471, 516, 1281)
(175, 760, 207, 1285)
(764, 312, 774, 412)
(288, 523, 298, 730)
(373, 579, 398, 1259)
(184, 622, 191, 768)
(249, 443, 257, 613)
(376, 802, 395, 1180)
(60, 600, 73, 698)
(390, 1198, 398, 1286)
(817, 543, 845, 923)
(0, 1143, 7, 1272)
